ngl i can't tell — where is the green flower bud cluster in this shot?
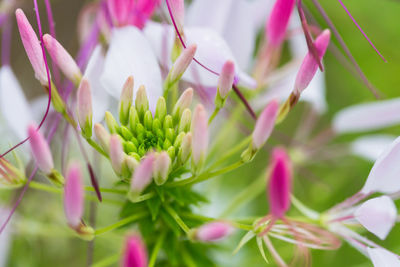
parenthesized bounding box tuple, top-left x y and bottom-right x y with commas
(101, 86, 193, 171)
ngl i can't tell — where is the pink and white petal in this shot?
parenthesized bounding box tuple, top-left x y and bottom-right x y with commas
(0, 66, 33, 140)
(333, 98, 400, 134)
(367, 247, 400, 267)
(351, 135, 397, 162)
(362, 136, 400, 194)
(101, 26, 162, 112)
(84, 45, 109, 122)
(354, 196, 397, 240)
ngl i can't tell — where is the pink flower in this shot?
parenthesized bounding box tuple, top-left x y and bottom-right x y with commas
(129, 153, 155, 200)
(217, 60, 235, 99)
(169, 0, 185, 33)
(195, 221, 234, 242)
(77, 79, 93, 138)
(169, 44, 197, 83)
(15, 9, 48, 86)
(43, 34, 82, 85)
(267, 0, 296, 48)
(153, 152, 171, 185)
(109, 135, 125, 175)
(64, 163, 84, 228)
(122, 234, 148, 267)
(252, 99, 279, 149)
(191, 104, 208, 172)
(27, 124, 54, 174)
(268, 147, 292, 218)
(294, 29, 331, 95)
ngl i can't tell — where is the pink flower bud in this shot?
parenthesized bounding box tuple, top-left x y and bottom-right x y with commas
(122, 234, 148, 267)
(173, 87, 193, 118)
(77, 79, 93, 138)
(170, 0, 185, 33)
(191, 105, 208, 172)
(107, 0, 134, 26)
(15, 9, 48, 86)
(194, 221, 234, 242)
(170, 44, 197, 82)
(64, 162, 84, 228)
(43, 34, 82, 85)
(294, 29, 331, 95)
(28, 124, 54, 174)
(94, 123, 111, 154)
(217, 61, 235, 99)
(110, 135, 125, 175)
(153, 152, 171, 185)
(252, 100, 279, 149)
(268, 147, 292, 218)
(130, 154, 155, 198)
(119, 76, 134, 125)
(266, 0, 296, 48)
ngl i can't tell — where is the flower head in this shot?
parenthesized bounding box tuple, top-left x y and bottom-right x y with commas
(122, 234, 148, 267)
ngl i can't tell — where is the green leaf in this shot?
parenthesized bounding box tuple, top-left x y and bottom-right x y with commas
(160, 210, 181, 237)
(146, 197, 161, 221)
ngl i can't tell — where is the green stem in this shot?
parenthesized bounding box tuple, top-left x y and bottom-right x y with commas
(168, 161, 244, 187)
(92, 253, 120, 267)
(208, 108, 220, 124)
(148, 232, 166, 267)
(163, 204, 190, 234)
(84, 186, 126, 195)
(95, 212, 148, 236)
(130, 192, 156, 203)
(85, 138, 109, 158)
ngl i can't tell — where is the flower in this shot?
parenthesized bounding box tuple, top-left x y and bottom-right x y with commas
(27, 124, 54, 175)
(191, 104, 208, 173)
(64, 162, 84, 228)
(122, 234, 148, 267)
(193, 221, 234, 242)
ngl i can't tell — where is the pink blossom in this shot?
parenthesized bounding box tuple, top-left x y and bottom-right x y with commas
(252, 100, 279, 149)
(110, 135, 125, 175)
(266, 0, 296, 48)
(27, 124, 54, 174)
(130, 154, 155, 196)
(122, 234, 148, 267)
(64, 163, 84, 228)
(191, 104, 208, 171)
(195, 221, 234, 242)
(217, 61, 235, 99)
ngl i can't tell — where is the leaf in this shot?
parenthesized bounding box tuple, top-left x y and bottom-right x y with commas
(233, 230, 255, 255)
(146, 197, 161, 221)
(257, 236, 269, 263)
(160, 210, 181, 237)
(119, 201, 146, 218)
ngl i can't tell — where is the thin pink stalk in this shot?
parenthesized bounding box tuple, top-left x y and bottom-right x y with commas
(337, 0, 386, 62)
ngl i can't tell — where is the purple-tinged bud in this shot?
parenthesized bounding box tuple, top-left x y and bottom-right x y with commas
(43, 34, 82, 85)
(77, 79, 93, 138)
(192, 221, 234, 242)
(122, 234, 148, 267)
(252, 100, 279, 149)
(94, 123, 111, 154)
(64, 162, 84, 228)
(119, 76, 134, 125)
(217, 61, 235, 99)
(179, 132, 192, 164)
(266, 0, 296, 48)
(294, 29, 331, 95)
(110, 135, 125, 175)
(170, 0, 185, 34)
(129, 154, 155, 202)
(15, 9, 48, 86)
(169, 44, 197, 83)
(191, 105, 208, 173)
(173, 87, 193, 119)
(28, 124, 54, 174)
(268, 147, 292, 218)
(153, 152, 171, 185)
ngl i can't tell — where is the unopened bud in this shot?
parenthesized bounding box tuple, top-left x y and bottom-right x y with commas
(28, 124, 54, 174)
(105, 111, 119, 134)
(0, 158, 26, 188)
(155, 97, 167, 122)
(119, 76, 134, 125)
(173, 88, 193, 120)
(190, 221, 234, 242)
(109, 135, 125, 175)
(122, 234, 148, 267)
(170, 0, 185, 34)
(217, 61, 235, 100)
(191, 105, 208, 173)
(94, 123, 111, 154)
(128, 154, 155, 202)
(43, 34, 82, 85)
(266, 0, 296, 48)
(179, 132, 192, 164)
(64, 162, 84, 229)
(135, 85, 149, 118)
(153, 152, 171, 185)
(77, 79, 93, 138)
(168, 44, 197, 84)
(178, 109, 191, 133)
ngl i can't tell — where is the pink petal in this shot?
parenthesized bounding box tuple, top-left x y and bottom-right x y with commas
(122, 234, 148, 267)
(64, 163, 84, 228)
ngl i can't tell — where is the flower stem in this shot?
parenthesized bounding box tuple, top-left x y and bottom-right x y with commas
(163, 204, 190, 234)
(85, 138, 108, 158)
(148, 231, 166, 267)
(94, 212, 148, 236)
(208, 136, 251, 170)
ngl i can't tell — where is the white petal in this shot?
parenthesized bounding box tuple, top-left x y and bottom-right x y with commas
(101, 26, 162, 112)
(333, 98, 400, 134)
(367, 247, 400, 267)
(354, 196, 397, 240)
(351, 135, 397, 162)
(362, 136, 400, 194)
(0, 66, 33, 139)
(30, 95, 54, 123)
(84, 45, 109, 122)
(0, 207, 12, 267)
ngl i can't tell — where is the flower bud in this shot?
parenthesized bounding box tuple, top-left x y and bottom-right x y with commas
(122, 234, 148, 267)
(0, 158, 26, 188)
(170, 0, 185, 34)
(191, 221, 234, 242)
(294, 29, 331, 95)
(105, 111, 119, 134)
(155, 97, 167, 122)
(217, 61, 235, 100)
(268, 147, 292, 218)
(119, 76, 134, 125)
(43, 34, 82, 85)
(173, 88, 193, 120)
(28, 124, 54, 174)
(252, 99, 279, 149)
(77, 79, 93, 138)
(178, 132, 192, 164)
(153, 152, 171, 185)
(129, 154, 155, 202)
(266, 0, 296, 48)
(64, 162, 84, 228)
(94, 123, 111, 154)
(178, 109, 191, 133)
(15, 9, 48, 86)
(168, 44, 197, 84)
(191, 105, 208, 173)
(109, 135, 125, 175)
(135, 85, 149, 118)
